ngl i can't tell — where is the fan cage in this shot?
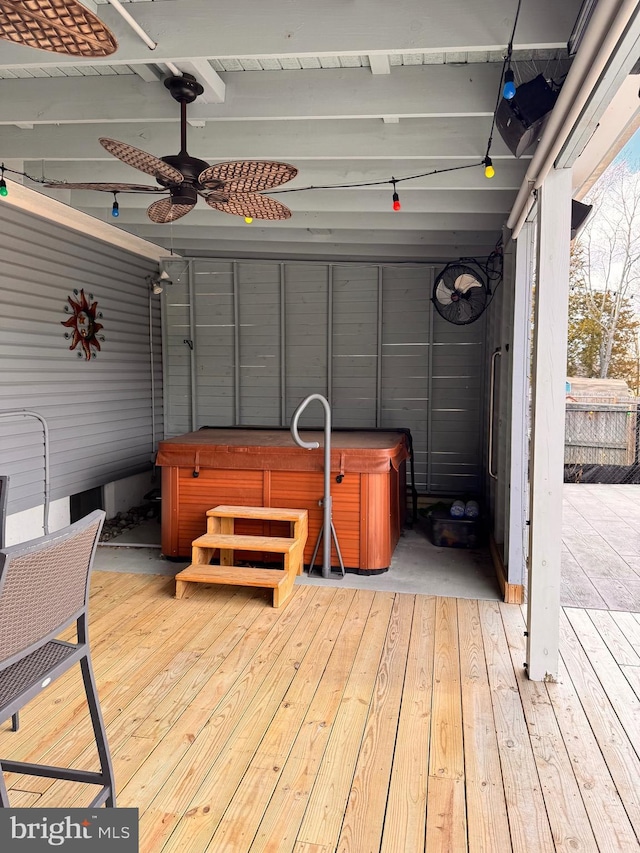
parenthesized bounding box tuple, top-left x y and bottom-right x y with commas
(432, 263, 489, 326)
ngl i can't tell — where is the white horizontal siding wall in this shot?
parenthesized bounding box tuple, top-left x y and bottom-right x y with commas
(163, 259, 487, 494)
(0, 206, 162, 515)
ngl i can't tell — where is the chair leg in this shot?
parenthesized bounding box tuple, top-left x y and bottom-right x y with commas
(11, 712, 19, 732)
(80, 655, 116, 807)
(0, 765, 10, 807)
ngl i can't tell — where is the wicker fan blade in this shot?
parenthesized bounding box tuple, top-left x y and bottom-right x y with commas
(100, 139, 184, 185)
(0, 0, 117, 57)
(198, 161, 298, 193)
(206, 191, 292, 221)
(147, 198, 194, 224)
(43, 181, 165, 193)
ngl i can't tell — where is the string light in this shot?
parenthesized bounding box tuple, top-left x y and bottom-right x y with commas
(391, 179, 401, 211)
(503, 68, 516, 100)
(0, 3, 525, 221)
(483, 157, 495, 179)
(482, 0, 522, 183)
(0, 0, 525, 227)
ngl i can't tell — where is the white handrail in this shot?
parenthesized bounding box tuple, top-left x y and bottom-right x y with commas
(290, 394, 334, 578)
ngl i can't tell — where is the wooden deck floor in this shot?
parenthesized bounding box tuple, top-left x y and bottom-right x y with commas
(563, 484, 640, 610)
(3, 571, 640, 852)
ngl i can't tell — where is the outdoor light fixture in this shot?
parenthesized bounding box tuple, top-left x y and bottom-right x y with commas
(483, 157, 495, 179)
(0, 165, 7, 197)
(111, 193, 119, 217)
(147, 270, 173, 295)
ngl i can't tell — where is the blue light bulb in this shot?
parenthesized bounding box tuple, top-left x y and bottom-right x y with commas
(111, 198, 119, 217)
(503, 69, 516, 100)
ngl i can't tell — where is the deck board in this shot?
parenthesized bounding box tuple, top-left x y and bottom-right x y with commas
(2, 572, 640, 852)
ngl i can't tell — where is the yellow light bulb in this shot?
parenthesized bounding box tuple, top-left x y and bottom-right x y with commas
(244, 216, 253, 224)
(484, 157, 495, 179)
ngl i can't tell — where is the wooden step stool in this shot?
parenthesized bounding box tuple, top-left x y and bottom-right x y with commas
(174, 505, 308, 607)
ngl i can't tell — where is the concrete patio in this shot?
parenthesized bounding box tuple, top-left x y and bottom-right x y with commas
(95, 484, 640, 614)
(562, 484, 640, 611)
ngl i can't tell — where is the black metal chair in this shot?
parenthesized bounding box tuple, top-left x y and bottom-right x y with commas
(0, 509, 116, 807)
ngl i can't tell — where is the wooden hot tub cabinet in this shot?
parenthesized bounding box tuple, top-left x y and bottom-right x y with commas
(157, 428, 409, 573)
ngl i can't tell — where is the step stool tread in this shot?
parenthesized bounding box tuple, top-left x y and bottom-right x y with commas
(176, 564, 288, 589)
(192, 532, 296, 552)
(207, 505, 308, 522)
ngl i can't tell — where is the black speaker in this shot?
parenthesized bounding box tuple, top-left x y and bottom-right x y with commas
(571, 199, 593, 240)
(496, 74, 559, 158)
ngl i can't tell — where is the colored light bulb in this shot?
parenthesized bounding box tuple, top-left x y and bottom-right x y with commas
(244, 216, 253, 224)
(484, 157, 495, 179)
(503, 68, 516, 100)
(0, 179, 7, 197)
(111, 199, 119, 217)
(392, 191, 401, 211)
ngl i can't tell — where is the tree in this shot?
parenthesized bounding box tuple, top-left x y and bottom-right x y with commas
(567, 160, 640, 390)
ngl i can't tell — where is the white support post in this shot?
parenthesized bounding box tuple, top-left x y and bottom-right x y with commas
(526, 168, 572, 681)
(507, 222, 535, 585)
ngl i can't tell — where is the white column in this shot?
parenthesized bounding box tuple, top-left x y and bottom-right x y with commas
(507, 223, 535, 585)
(526, 168, 571, 681)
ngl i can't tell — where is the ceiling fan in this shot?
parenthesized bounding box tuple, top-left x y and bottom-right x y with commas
(43, 73, 298, 223)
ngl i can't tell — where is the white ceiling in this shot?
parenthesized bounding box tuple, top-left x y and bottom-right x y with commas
(0, 0, 606, 261)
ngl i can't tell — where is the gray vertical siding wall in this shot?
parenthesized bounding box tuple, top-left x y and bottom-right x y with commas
(163, 259, 487, 495)
(0, 206, 162, 514)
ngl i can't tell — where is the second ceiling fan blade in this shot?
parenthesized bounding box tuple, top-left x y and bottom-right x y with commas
(100, 139, 184, 184)
(206, 191, 292, 220)
(147, 198, 195, 224)
(199, 161, 298, 193)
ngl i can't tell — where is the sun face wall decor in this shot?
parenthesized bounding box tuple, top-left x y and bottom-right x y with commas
(61, 288, 105, 360)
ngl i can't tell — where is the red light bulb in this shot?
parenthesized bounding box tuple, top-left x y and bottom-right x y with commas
(392, 191, 401, 211)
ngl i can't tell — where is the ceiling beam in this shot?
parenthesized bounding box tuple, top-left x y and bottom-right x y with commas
(0, 0, 583, 68)
(133, 64, 163, 83)
(107, 232, 497, 263)
(105, 221, 500, 246)
(0, 117, 518, 160)
(368, 55, 391, 75)
(64, 207, 506, 232)
(0, 65, 501, 125)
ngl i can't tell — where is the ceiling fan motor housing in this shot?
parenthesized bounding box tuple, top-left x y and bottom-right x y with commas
(169, 184, 198, 206)
(164, 73, 204, 103)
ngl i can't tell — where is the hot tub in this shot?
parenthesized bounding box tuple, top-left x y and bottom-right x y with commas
(157, 427, 410, 573)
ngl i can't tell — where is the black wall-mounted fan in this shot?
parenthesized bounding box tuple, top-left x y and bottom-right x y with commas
(432, 263, 489, 325)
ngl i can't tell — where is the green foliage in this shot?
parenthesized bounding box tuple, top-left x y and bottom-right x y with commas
(567, 286, 640, 390)
(566, 165, 640, 393)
